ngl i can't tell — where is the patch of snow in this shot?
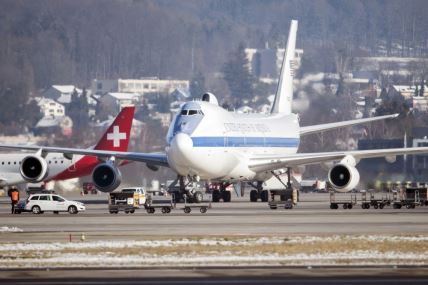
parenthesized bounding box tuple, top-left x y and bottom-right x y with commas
(0, 226, 23, 233)
(1, 250, 428, 268)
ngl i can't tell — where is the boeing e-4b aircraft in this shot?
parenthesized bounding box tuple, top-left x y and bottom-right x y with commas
(0, 20, 427, 202)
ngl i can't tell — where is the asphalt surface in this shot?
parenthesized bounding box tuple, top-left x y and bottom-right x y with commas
(1, 192, 428, 242)
(1, 192, 428, 283)
(1, 267, 428, 284)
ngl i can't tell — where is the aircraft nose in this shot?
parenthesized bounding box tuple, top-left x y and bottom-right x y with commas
(171, 133, 193, 157)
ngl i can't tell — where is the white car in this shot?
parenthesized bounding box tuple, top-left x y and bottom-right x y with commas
(25, 194, 86, 214)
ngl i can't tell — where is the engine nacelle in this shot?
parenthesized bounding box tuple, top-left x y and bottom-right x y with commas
(20, 155, 49, 183)
(328, 163, 360, 192)
(91, 163, 122, 193)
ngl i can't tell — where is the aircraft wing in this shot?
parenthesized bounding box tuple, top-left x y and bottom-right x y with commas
(0, 144, 169, 167)
(299, 114, 399, 136)
(249, 147, 428, 173)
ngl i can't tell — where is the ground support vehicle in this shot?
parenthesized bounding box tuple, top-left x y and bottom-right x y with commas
(144, 192, 174, 214)
(267, 187, 298, 210)
(392, 187, 428, 209)
(360, 190, 392, 209)
(108, 187, 147, 214)
(178, 194, 211, 214)
(329, 191, 357, 210)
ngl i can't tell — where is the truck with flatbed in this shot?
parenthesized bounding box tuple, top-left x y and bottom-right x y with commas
(108, 187, 146, 214)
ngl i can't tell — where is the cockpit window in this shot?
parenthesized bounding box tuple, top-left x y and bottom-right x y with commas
(180, 109, 203, 116)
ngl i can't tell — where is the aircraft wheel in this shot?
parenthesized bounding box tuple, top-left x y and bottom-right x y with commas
(260, 190, 269, 202)
(193, 191, 203, 203)
(250, 190, 258, 202)
(212, 190, 221, 202)
(222, 191, 231, 202)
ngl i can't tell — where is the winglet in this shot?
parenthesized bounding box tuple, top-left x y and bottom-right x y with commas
(271, 20, 298, 115)
(94, 106, 135, 151)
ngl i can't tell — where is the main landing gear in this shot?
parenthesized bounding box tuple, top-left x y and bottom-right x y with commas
(211, 183, 232, 202)
(249, 168, 295, 203)
(169, 176, 204, 203)
(249, 181, 269, 202)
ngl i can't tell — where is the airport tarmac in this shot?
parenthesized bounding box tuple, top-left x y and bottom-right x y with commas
(1, 192, 428, 242)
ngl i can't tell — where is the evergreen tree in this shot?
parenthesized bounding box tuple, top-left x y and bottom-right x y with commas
(420, 78, 425, 97)
(415, 84, 419, 97)
(189, 71, 206, 99)
(222, 43, 254, 106)
(379, 87, 388, 99)
(67, 88, 89, 132)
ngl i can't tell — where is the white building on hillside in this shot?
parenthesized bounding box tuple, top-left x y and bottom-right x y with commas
(43, 85, 82, 104)
(36, 98, 65, 117)
(100, 92, 140, 112)
(393, 85, 428, 98)
(118, 78, 189, 95)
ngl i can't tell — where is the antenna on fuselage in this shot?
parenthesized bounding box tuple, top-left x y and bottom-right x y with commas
(271, 20, 298, 115)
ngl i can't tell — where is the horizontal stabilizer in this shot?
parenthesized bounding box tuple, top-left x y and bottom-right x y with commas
(300, 113, 399, 136)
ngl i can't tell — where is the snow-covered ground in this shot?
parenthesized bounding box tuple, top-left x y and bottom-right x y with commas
(0, 235, 427, 268)
(0, 226, 23, 233)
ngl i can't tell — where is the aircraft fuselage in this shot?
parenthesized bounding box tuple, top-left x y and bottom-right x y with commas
(166, 101, 300, 182)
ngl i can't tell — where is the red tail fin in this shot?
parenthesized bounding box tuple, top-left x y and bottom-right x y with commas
(94, 106, 135, 151)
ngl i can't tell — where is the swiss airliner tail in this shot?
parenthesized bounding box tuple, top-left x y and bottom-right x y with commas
(94, 106, 135, 152)
(271, 19, 298, 115)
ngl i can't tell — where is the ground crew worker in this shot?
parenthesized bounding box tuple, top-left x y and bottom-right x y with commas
(9, 187, 19, 214)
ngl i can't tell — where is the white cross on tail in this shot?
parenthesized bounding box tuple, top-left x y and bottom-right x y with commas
(107, 126, 126, 147)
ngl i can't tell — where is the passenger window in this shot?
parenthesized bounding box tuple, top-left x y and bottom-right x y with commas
(188, 110, 197, 115)
(30, 196, 39, 200)
(39, 196, 48, 201)
(52, 196, 65, 202)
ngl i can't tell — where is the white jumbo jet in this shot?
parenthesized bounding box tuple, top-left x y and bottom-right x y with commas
(1, 20, 428, 202)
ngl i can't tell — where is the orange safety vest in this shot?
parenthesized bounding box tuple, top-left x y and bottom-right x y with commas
(11, 191, 19, 202)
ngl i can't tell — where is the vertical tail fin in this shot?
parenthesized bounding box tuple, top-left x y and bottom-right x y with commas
(271, 20, 298, 114)
(94, 106, 135, 151)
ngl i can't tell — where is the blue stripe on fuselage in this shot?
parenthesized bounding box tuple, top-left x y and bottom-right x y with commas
(192, 137, 299, 148)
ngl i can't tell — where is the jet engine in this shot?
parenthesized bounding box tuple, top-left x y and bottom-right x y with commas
(91, 163, 122, 192)
(20, 155, 49, 183)
(328, 163, 360, 192)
